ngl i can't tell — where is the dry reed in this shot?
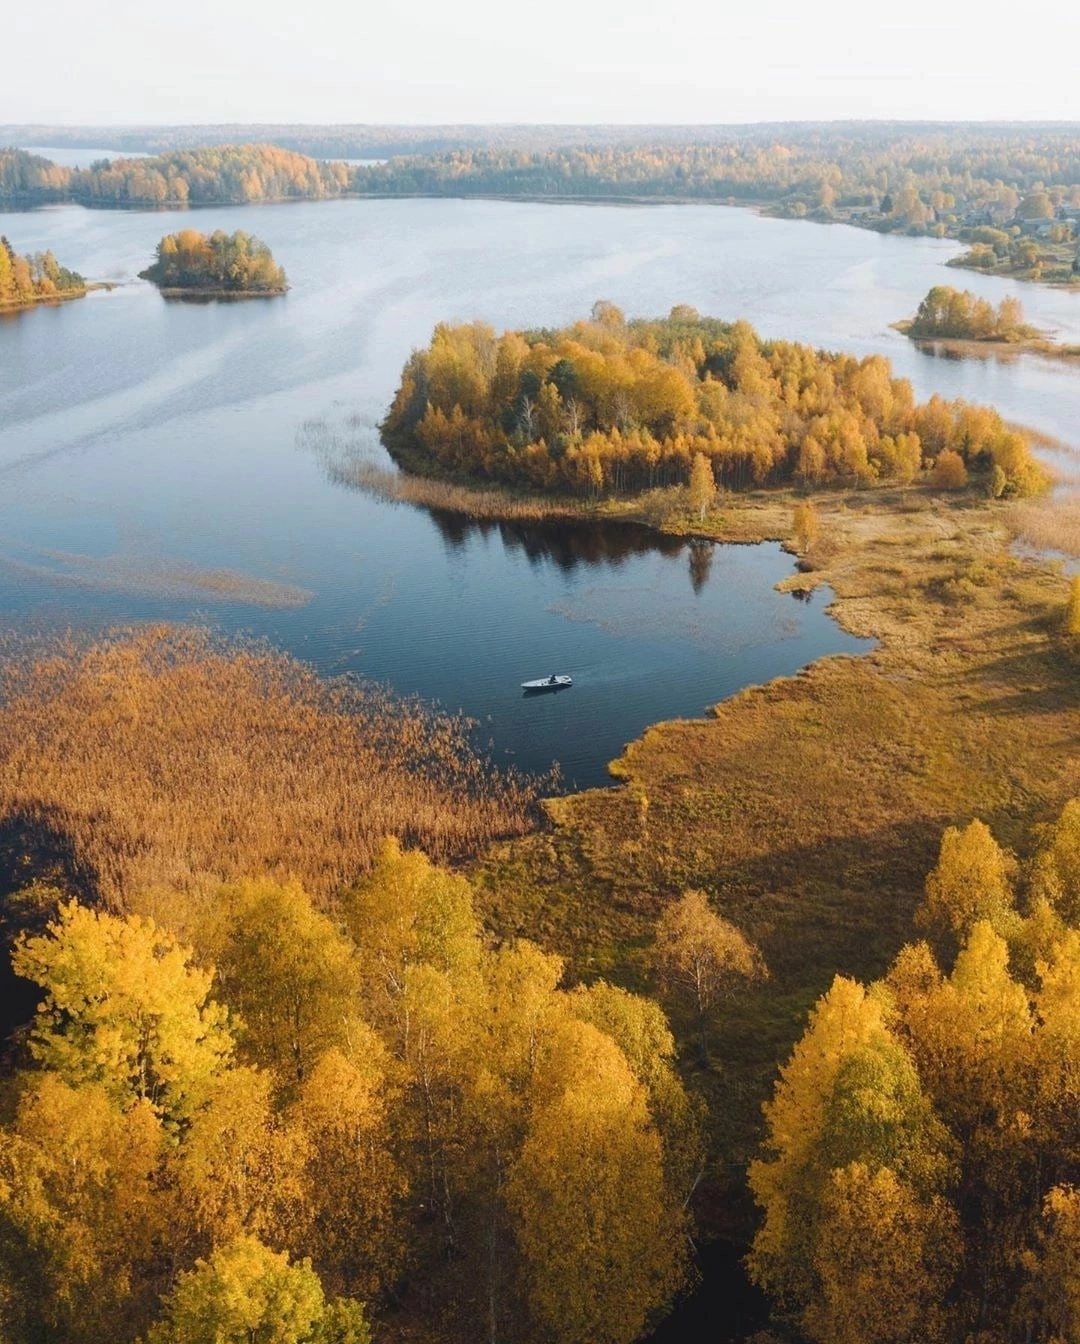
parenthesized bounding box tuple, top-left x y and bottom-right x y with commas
(0, 627, 546, 907)
(299, 416, 589, 522)
(1009, 493, 1080, 559)
(328, 457, 589, 522)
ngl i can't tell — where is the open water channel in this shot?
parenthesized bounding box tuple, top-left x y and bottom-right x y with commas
(2, 194, 1079, 791)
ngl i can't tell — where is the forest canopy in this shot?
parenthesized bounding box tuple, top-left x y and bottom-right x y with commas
(380, 305, 1047, 497)
(0, 144, 350, 207)
(0, 843, 697, 1344)
(0, 235, 85, 310)
(748, 800, 1080, 1344)
(140, 229, 287, 294)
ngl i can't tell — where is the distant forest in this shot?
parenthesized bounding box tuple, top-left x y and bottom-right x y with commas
(6, 119, 1080, 162)
(0, 145, 349, 207)
(5, 127, 1080, 270)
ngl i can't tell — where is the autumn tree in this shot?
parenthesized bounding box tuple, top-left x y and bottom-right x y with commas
(931, 448, 968, 490)
(289, 1044, 407, 1301)
(748, 976, 955, 1327)
(1034, 1184, 1080, 1343)
(654, 889, 766, 1053)
(198, 878, 363, 1094)
(507, 1019, 685, 1344)
(0, 1076, 167, 1344)
(687, 451, 717, 519)
(792, 500, 821, 552)
(917, 819, 1016, 940)
(12, 902, 234, 1126)
(804, 1162, 959, 1344)
(143, 1234, 369, 1344)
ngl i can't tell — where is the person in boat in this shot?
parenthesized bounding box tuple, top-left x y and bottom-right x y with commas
(549, 674, 557, 684)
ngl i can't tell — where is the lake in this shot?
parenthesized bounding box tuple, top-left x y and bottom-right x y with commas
(2, 197, 1079, 788)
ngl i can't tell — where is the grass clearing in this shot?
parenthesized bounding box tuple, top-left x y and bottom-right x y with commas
(474, 488, 1080, 1236)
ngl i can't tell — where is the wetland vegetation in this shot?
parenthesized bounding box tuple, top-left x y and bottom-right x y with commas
(5, 185, 1080, 1342)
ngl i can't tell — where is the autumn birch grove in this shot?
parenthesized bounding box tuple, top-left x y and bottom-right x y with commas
(380, 306, 1046, 497)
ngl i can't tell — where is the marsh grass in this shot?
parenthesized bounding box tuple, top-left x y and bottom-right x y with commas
(475, 492, 1080, 1236)
(0, 627, 546, 907)
(1009, 493, 1080, 559)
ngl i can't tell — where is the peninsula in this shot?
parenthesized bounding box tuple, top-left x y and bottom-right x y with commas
(139, 228, 287, 297)
(0, 235, 86, 312)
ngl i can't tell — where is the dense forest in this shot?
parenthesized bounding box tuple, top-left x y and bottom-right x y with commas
(140, 230, 287, 294)
(7, 118, 1080, 166)
(0, 235, 85, 309)
(749, 802, 1080, 1343)
(381, 305, 1046, 497)
(345, 127, 1080, 249)
(0, 629, 697, 1344)
(904, 285, 1034, 341)
(0, 145, 350, 206)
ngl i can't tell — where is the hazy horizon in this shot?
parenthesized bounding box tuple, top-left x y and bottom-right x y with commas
(6, 0, 1079, 126)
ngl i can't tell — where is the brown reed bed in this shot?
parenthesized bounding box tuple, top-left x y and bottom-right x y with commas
(1009, 492, 1080, 559)
(0, 626, 547, 907)
(327, 456, 590, 522)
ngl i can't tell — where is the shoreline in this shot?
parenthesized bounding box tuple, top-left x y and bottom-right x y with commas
(474, 484, 1080, 1248)
(151, 285, 288, 300)
(0, 286, 88, 314)
(893, 318, 1080, 364)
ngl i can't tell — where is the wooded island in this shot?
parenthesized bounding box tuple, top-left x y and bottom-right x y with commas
(381, 304, 1046, 501)
(139, 229, 287, 296)
(896, 285, 1080, 362)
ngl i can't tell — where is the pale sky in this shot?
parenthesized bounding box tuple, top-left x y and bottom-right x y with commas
(7, 0, 1080, 125)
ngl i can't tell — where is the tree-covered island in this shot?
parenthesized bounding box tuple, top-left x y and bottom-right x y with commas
(381, 304, 1046, 502)
(139, 229, 287, 297)
(896, 285, 1080, 363)
(0, 235, 86, 311)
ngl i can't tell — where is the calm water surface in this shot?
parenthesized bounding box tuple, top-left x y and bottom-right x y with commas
(2, 198, 1079, 786)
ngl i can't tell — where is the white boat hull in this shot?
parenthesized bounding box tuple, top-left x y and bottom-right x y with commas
(521, 675, 572, 690)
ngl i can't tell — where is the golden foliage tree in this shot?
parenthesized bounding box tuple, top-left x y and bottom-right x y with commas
(917, 818, 1016, 940)
(506, 1018, 685, 1344)
(654, 889, 766, 1052)
(12, 902, 234, 1126)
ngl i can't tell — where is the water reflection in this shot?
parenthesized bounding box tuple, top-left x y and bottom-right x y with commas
(688, 539, 714, 595)
(428, 511, 686, 572)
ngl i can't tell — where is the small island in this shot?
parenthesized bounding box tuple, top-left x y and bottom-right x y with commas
(895, 285, 1080, 363)
(139, 228, 288, 298)
(0, 236, 87, 312)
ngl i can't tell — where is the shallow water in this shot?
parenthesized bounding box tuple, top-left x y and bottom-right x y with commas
(2, 197, 1079, 786)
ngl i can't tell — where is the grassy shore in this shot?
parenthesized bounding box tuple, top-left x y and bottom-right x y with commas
(893, 319, 1080, 364)
(0, 286, 88, 314)
(469, 485, 1080, 1236)
(153, 285, 288, 300)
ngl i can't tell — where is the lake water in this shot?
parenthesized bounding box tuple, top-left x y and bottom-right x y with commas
(2, 197, 1079, 787)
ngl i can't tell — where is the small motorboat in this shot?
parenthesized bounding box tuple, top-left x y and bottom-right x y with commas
(521, 674, 573, 692)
